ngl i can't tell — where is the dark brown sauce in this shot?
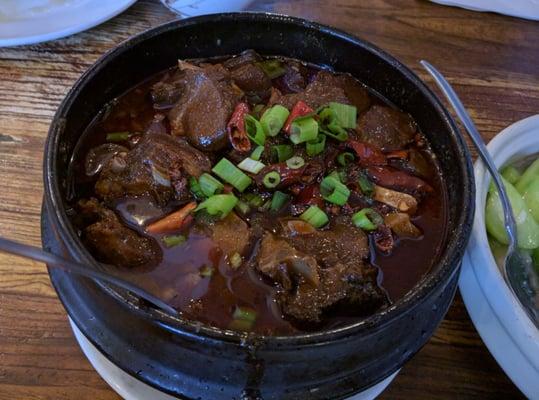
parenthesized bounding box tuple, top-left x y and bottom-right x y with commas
(69, 56, 448, 335)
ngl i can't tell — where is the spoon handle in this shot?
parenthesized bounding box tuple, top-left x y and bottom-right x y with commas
(420, 60, 518, 255)
(0, 236, 177, 316)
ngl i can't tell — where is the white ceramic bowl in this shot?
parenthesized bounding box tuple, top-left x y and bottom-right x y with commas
(161, 0, 254, 17)
(460, 115, 539, 399)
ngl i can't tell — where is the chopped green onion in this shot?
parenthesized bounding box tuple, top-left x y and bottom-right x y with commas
(234, 200, 250, 215)
(195, 194, 238, 219)
(229, 252, 242, 269)
(358, 173, 374, 196)
(260, 105, 290, 137)
(352, 208, 383, 231)
(233, 306, 257, 322)
(198, 173, 224, 197)
(162, 234, 186, 248)
(199, 265, 214, 277)
(320, 175, 350, 206)
(245, 115, 266, 146)
(270, 191, 290, 212)
(263, 171, 281, 189)
(189, 176, 206, 200)
(286, 156, 305, 170)
(251, 145, 264, 161)
(306, 134, 326, 156)
(319, 108, 349, 141)
(300, 205, 329, 228)
(321, 125, 349, 141)
(329, 102, 357, 129)
(252, 104, 265, 118)
(106, 131, 130, 142)
(272, 144, 294, 162)
(243, 193, 264, 207)
(337, 152, 355, 166)
(261, 199, 272, 211)
(237, 157, 265, 174)
(257, 59, 286, 79)
(329, 170, 346, 182)
(212, 158, 252, 192)
(290, 117, 319, 144)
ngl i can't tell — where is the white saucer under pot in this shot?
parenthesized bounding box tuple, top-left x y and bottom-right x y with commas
(460, 114, 539, 399)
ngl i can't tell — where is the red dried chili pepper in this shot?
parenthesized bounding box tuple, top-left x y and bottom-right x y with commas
(348, 140, 387, 166)
(227, 102, 251, 152)
(366, 166, 433, 195)
(284, 101, 314, 133)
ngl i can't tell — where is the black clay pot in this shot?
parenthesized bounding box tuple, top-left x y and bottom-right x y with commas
(42, 13, 474, 400)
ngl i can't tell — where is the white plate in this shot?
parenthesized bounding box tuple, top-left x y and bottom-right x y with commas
(0, 0, 137, 47)
(69, 317, 399, 400)
(460, 115, 539, 399)
(160, 0, 254, 17)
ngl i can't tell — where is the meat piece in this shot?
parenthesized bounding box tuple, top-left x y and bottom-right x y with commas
(95, 134, 211, 204)
(222, 49, 262, 70)
(207, 212, 251, 257)
(230, 63, 272, 104)
(333, 73, 371, 113)
(275, 70, 350, 110)
(144, 113, 169, 135)
(373, 185, 418, 214)
(77, 199, 161, 268)
(348, 140, 387, 166)
(85, 143, 128, 177)
(272, 61, 307, 94)
(166, 64, 242, 151)
(384, 212, 422, 238)
(357, 105, 417, 151)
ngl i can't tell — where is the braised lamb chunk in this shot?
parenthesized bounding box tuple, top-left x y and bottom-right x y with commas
(357, 105, 417, 151)
(95, 134, 211, 204)
(77, 198, 161, 268)
(166, 63, 242, 151)
(224, 50, 272, 104)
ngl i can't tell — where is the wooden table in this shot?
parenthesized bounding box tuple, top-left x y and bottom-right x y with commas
(0, 0, 536, 398)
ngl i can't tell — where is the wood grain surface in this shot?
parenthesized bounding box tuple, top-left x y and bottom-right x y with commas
(0, 0, 537, 398)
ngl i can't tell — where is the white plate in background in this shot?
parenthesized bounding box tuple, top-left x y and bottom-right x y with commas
(160, 0, 254, 17)
(0, 0, 137, 47)
(431, 0, 539, 21)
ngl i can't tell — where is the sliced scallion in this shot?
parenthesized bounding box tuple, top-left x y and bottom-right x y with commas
(358, 173, 374, 196)
(263, 171, 281, 189)
(320, 175, 350, 206)
(243, 193, 264, 207)
(272, 144, 293, 162)
(237, 157, 265, 174)
(306, 134, 326, 156)
(251, 145, 264, 161)
(319, 108, 349, 141)
(337, 152, 355, 166)
(300, 205, 329, 228)
(286, 156, 305, 170)
(245, 115, 266, 146)
(234, 199, 250, 215)
(198, 173, 224, 197)
(260, 105, 290, 137)
(270, 191, 290, 212)
(352, 208, 383, 231)
(106, 131, 130, 142)
(329, 102, 357, 129)
(195, 194, 238, 219)
(212, 158, 252, 192)
(162, 234, 186, 248)
(257, 59, 286, 79)
(290, 116, 318, 144)
(189, 176, 206, 200)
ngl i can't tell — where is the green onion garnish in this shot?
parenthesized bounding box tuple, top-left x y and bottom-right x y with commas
(243, 193, 264, 207)
(251, 145, 264, 161)
(263, 171, 281, 188)
(300, 205, 329, 228)
(245, 115, 266, 146)
(260, 105, 290, 137)
(319, 108, 349, 141)
(286, 156, 305, 170)
(233, 306, 257, 322)
(337, 152, 355, 166)
(306, 134, 326, 156)
(352, 208, 383, 231)
(229, 252, 242, 269)
(162, 234, 186, 248)
(320, 175, 350, 206)
(270, 191, 290, 212)
(212, 158, 252, 192)
(189, 176, 206, 200)
(199, 265, 214, 278)
(257, 59, 286, 79)
(290, 117, 319, 144)
(237, 157, 265, 174)
(358, 173, 374, 196)
(328, 170, 345, 182)
(252, 104, 265, 118)
(329, 102, 357, 129)
(198, 173, 224, 197)
(195, 194, 238, 219)
(234, 199, 250, 215)
(106, 131, 130, 142)
(272, 144, 294, 162)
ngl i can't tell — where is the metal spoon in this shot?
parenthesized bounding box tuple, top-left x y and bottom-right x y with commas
(421, 60, 539, 327)
(0, 236, 178, 316)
